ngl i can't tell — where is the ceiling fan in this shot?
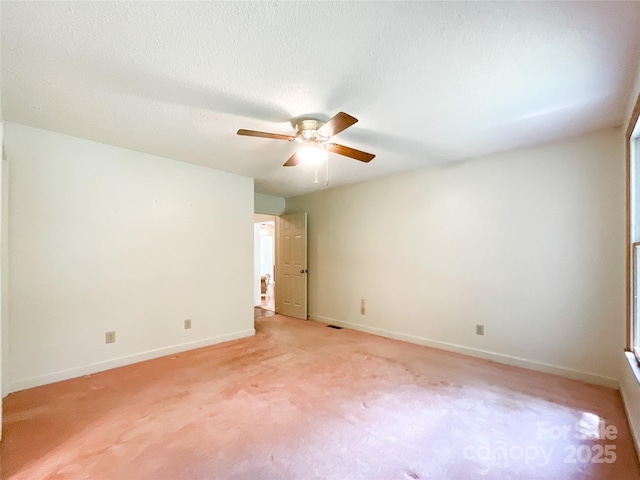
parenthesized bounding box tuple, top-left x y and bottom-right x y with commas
(237, 112, 375, 167)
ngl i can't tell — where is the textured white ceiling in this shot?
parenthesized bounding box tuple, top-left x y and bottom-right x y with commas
(2, 1, 639, 197)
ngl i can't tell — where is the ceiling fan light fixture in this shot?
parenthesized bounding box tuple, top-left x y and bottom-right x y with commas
(237, 112, 375, 168)
(298, 145, 327, 165)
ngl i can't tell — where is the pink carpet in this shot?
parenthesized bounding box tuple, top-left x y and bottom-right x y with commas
(2, 312, 639, 479)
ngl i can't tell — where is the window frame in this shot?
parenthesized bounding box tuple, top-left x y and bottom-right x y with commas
(627, 93, 640, 364)
(632, 242, 640, 363)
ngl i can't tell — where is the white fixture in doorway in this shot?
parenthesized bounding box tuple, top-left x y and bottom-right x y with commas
(254, 214, 276, 311)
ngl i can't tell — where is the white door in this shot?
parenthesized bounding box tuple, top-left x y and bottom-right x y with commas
(276, 212, 307, 319)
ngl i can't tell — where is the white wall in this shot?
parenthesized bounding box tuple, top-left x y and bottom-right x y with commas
(287, 128, 624, 387)
(254, 223, 261, 306)
(0, 121, 3, 440)
(1, 146, 6, 394)
(255, 193, 285, 216)
(1, 0, 4, 435)
(259, 225, 274, 278)
(5, 123, 255, 393)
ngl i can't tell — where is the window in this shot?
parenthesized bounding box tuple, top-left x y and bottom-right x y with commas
(633, 242, 640, 362)
(629, 96, 640, 363)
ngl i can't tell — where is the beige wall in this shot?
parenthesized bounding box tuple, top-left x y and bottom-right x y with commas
(621, 61, 640, 457)
(287, 128, 624, 387)
(5, 123, 255, 393)
(621, 353, 640, 455)
(255, 193, 285, 216)
(625, 60, 640, 129)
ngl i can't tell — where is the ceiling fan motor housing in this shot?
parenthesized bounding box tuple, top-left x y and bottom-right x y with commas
(295, 119, 329, 145)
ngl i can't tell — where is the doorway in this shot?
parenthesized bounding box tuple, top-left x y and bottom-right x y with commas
(254, 214, 275, 312)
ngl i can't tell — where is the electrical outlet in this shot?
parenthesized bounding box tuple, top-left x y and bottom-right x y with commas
(360, 299, 365, 315)
(184, 319, 192, 330)
(476, 324, 484, 336)
(105, 331, 116, 344)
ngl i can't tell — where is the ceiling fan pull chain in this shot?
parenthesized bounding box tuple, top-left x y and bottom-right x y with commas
(326, 157, 329, 187)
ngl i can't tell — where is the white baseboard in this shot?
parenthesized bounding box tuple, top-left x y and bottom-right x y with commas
(7, 329, 255, 394)
(310, 315, 619, 389)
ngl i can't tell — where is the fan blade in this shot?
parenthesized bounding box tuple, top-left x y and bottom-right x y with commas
(328, 144, 375, 163)
(283, 152, 301, 167)
(317, 112, 358, 138)
(237, 129, 295, 141)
